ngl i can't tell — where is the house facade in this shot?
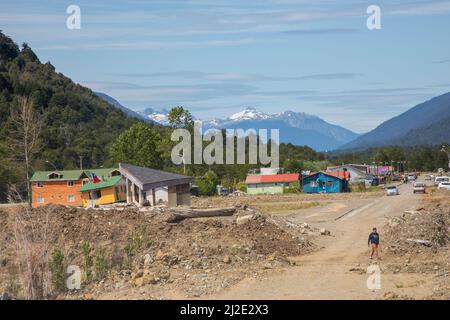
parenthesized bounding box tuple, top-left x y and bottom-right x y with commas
(119, 163, 193, 207)
(302, 172, 347, 193)
(30, 168, 120, 208)
(245, 173, 300, 195)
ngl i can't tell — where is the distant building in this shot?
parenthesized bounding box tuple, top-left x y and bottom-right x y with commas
(326, 164, 368, 183)
(119, 163, 193, 207)
(30, 168, 120, 208)
(302, 171, 348, 193)
(245, 173, 300, 195)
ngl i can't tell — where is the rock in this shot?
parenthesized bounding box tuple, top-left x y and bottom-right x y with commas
(143, 254, 154, 266)
(134, 273, 158, 287)
(434, 265, 439, 271)
(223, 255, 231, 264)
(157, 270, 171, 281)
(83, 293, 94, 300)
(383, 292, 398, 300)
(155, 249, 166, 261)
(0, 292, 11, 300)
(319, 228, 331, 236)
(263, 263, 272, 270)
(236, 214, 254, 225)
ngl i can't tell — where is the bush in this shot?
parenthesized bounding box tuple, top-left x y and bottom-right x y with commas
(94, 248, 109, 281)
(196, 170, 219, 196)
(49, 248, 65, 293)
(81, 242, 93, 283)
(283, 181, 300, 193)
(124, 227, 147, 268)
(236, 181, 247, 192)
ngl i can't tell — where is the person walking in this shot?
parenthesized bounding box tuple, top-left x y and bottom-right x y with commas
(368, 227, 380, 259)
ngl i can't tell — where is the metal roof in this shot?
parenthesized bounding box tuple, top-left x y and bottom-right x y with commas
(119, 163, 193, 189)
(30, 168, 119, 182)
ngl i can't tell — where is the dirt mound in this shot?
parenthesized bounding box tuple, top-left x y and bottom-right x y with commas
(0, 204, 313, 299)
(383, 193, 450, 299)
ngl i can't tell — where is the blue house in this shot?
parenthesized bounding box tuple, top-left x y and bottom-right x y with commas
(302, 172, 348, 193)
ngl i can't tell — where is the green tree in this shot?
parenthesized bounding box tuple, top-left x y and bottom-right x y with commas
(110, 122, 163, 169)
(168, 106, 194, 130)
(196, 170, 219, 196)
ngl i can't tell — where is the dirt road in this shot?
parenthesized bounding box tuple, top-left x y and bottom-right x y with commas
(206, 182, 434, 300)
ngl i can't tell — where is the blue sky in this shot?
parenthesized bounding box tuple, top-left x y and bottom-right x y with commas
(1, 0, 450, 133)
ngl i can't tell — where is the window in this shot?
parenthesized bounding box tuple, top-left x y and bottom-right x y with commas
(82, 180, 88, 185)
(92, 190, 101, 199)
(50, 195, 54, 200)
(68, 195, 75, 202)
(309, 181, 317, 187)
(328, 181, 333, 187)
(37, 182, 44, 188)
(57, 195, 62, 200)
(37, 196, 44, 204)
(67, 181, 74, 187)
(48, 173, 62, 179)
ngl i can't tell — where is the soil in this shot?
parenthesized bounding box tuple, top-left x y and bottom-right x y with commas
(0, 179, 448, 300)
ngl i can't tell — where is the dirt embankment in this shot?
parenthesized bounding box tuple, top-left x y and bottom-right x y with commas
(0, 204, 313, 299)
(383, 191, 450, 299)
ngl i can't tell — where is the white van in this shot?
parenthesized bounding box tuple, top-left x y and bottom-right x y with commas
(434, 176, 450, 186)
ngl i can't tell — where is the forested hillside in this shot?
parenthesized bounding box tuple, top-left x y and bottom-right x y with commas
(0, 32, 140, 199)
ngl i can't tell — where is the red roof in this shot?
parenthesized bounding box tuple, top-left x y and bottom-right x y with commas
(325, 170, 350, 180)
(245, 173, 300, 184)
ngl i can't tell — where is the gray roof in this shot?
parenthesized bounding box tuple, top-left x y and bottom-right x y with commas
(119, 163, 193, 190)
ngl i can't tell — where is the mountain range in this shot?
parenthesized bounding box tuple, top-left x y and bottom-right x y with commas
(341, 92, 450, 150)
(139, 106, 359, 151)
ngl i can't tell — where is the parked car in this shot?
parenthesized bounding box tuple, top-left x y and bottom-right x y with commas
(386, 185, 399, 196)
(413, 182, 426, 194)
(437, 182, 450, 190)
(434, 176, 450, 186)
(407, 173, 416, 182)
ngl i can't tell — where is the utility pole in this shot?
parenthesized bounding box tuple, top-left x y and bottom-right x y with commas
(79, 155, 83, 170)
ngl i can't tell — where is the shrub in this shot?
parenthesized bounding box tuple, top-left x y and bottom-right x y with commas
(81, 242, 93, 283)
(49, 248, 65, 293)
(93, 248, 109, 281)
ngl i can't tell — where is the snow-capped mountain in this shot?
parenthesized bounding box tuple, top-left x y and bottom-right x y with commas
(228, 107, 271, 121)
(136, 106, 359, 151)
(140, 108, 171, 125)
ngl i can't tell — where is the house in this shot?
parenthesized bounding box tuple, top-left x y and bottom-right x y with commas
(30, 168, 120, 207)
(245, 173, 300, 195)
(119, 163, 193, 207)
(302, 171, 348, 193)
(79, 175, 126, 208)
(326, 164, 368, 184)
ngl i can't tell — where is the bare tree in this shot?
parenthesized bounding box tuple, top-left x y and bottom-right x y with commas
(7, 184, 52, 299)
(7, 97, 43, 206)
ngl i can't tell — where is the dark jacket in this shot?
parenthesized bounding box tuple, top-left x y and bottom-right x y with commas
(368, 232, 380, 245)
